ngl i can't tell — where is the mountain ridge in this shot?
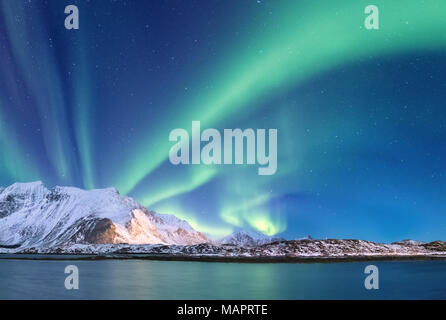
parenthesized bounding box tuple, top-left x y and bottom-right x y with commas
(219, 229, 285, 247)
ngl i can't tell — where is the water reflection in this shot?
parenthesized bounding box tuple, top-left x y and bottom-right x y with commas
(0, 259, 445, 299)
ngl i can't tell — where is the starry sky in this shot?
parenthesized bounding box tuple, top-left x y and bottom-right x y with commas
(0, 0, 446, 242)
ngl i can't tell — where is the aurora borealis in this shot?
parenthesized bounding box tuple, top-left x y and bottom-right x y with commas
(1, 0, 446, 241)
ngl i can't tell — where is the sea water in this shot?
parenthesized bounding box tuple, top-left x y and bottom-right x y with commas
(0, 258, 445, 299)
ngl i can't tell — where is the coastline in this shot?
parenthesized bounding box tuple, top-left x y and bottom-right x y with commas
(1, 253, 446, 263)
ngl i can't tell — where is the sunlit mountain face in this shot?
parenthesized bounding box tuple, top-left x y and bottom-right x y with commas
(0, 0, 445, 242)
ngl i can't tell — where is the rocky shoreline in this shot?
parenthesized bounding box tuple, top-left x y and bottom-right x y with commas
(1, 253, 446, 264)
(1, 239, 446, 263)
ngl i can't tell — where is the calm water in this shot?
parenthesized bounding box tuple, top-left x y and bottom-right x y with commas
(0, 258, 445, 299)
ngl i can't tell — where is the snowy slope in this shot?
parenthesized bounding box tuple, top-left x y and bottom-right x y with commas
(0, 181, 209, 248)
(219, 229, 284, 247)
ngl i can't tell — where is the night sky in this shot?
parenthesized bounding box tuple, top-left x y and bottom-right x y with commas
(0, 0, 446, 242)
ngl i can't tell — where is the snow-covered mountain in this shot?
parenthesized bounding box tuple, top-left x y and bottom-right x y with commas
(2, 182, 445, 260)
(219, 230, 284, 247)
(0, 181, 209, 248)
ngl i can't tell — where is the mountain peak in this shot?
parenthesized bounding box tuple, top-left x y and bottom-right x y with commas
(220, 229, 284, 247)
